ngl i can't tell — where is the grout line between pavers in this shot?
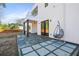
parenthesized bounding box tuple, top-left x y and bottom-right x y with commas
(17, 34, 79, 56)
(31, 46, 40, 56)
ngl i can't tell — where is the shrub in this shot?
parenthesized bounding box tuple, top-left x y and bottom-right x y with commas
(0, 23, 19, 30)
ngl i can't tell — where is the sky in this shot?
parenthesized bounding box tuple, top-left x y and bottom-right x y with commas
(1, 3, 34, 23)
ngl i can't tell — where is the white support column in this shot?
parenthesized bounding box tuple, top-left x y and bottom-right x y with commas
(37, 20, 41, 35)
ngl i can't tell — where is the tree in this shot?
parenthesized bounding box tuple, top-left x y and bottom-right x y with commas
(8, 23, 19, 29)
(16, 18, 25, 26)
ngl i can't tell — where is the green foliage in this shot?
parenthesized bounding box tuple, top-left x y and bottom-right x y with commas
(8, 23, 19, 29)
(31, 6, 38, 16)
(0, 24, 8, 29)
(0, 23, 19, 30)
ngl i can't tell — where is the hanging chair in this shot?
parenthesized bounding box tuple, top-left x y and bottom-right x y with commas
(53, 21, 64, 38)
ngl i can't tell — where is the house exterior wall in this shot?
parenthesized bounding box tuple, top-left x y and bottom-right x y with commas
(31, 21, 37, 33)
(25, 21, 37, 33)
(37, 20, 41, 35)
(37, 3, 79, 44)
(29, 23, 32, 33)
(30, 3, 79, 44)
(37, 3, 65, 40)
(64, 4, 79, 44)
(25, 22, 32, 33)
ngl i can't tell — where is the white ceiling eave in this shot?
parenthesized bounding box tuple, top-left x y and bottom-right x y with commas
(27, 15, 38, 21)
(24, 15, 38, 22)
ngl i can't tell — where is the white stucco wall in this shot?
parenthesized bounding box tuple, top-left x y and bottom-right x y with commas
(37, 3, 65, 40)
(64, 4, 79, 44)
(25, 23, 32, 33)
(25, 22, 37, 33)
(29, 23, 32, 33)
(48, 4, 64, 39)
(31, 22, 37, 33)
(37, 3, 79, 44)
(37, 19, 41, 35)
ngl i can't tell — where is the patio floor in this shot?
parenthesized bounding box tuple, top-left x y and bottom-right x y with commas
(17, 33, 79, 56)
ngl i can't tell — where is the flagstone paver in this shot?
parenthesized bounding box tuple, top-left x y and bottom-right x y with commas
(17, 34, 79, 56)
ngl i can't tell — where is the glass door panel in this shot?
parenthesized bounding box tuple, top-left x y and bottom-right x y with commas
(41, 20, 49, 36)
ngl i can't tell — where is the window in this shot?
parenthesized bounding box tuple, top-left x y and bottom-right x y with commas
(45, 3, 48, 7)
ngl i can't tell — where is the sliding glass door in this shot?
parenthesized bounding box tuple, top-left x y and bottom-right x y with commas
(41, 20, 49, 36)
